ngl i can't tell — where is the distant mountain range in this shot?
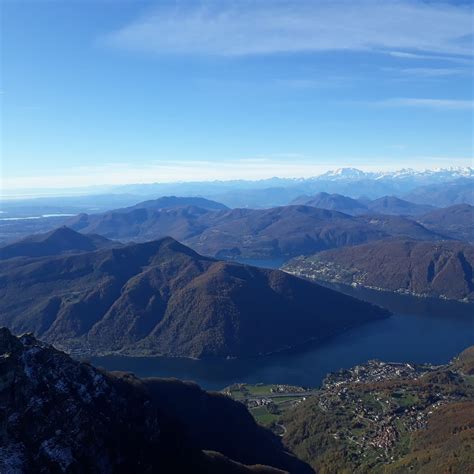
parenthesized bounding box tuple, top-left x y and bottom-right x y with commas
(283, 239, 474, 302)
(187, 206, 445, 259)
(68, 200, 447, 259)
(314, 167, 473, 182)
(0, 236, 387, 358)
(291, 192, 434, 216)
(208, 171, 473, 208)
(0, 327, 311, 473)
(2, 167, 471, 210)
(404, 178, 474, 207)
(0, 226, 119, 260)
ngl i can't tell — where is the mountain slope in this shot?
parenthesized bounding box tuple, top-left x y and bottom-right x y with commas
(280, 347, 474, 473)
(68, 202, 445, 259)
(125, 195, 228, 211)
(69, 205, 211, 242)
(0, 226, 118, 260)
(290, 192, 369, 215)
(0, 237, 387, 358)
(70, 205, 393, 258)
(67, 195, 227, 241)
(186, 206, 392, 259)
(366, 196, 435, 216)
(0, 327, 309, 473)
(404, 178, 474, 207)
(355, 214, 447, 241)
(283, 239, 474, 302)
(418, 204, 474, 242)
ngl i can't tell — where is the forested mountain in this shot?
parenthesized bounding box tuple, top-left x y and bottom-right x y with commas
(68, 204, 444, 259)
(0, 226, 118, 260)
(0, 237, 386, 358)
(417, 204, 474, 242)
(284, 239, 474, 302)
(366, 196, 434, 216)
(290, 192, 369, 215)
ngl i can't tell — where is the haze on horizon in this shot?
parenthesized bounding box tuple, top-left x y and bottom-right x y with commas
(1, 0, 473, 192)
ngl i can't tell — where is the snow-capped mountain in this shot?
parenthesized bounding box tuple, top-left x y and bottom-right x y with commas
(313, 167, 473, 182)
(315, 168, 372, 181)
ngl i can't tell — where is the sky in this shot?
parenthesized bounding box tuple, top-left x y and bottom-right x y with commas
(1, 0, 473, 190)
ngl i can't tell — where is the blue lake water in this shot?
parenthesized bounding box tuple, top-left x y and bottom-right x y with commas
(92, 276, 474, 391)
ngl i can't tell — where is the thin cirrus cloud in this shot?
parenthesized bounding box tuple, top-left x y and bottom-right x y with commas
(376, 98, 474, 110)
(388, 51, 473, 64)
(103, 0, 473, 57)
(383, 67, 470, 77)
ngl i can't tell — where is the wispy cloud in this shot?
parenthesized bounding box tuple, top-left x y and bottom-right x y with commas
(103, 1, 473, 57)
(376, 98, 474, 110)
(382, 67, 470, 77)
(388, 51, 473, 64)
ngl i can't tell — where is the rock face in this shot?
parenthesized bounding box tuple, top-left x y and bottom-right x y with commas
(0, 226, 118, 260)
(0, 237, 387, 358)
(0, 328, 311, 473)
(283, 239, 474, 302)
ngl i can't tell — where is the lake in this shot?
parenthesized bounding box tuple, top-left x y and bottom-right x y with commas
(91, 268, 474, 391)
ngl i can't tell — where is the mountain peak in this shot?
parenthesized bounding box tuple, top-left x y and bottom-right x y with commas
(0, 226, 117, 260)
(318, 168, 368, 180)
(127, 195, 228, 212)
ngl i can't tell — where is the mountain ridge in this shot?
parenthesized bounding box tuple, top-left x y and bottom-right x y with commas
(0, 327, 310, 473)
(283, 238, 474, 302)
(67, 204, 445, 259)
(0, 237, 388, 358)
(0, 226, 118, 260)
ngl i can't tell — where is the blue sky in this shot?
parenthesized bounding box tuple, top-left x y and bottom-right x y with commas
(1, 0, 473, 189)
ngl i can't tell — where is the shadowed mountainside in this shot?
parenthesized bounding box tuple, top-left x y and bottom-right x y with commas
(366, 196, 434, 216)
(0, 328, 310, 473)
(0, 237, 387, 358)
(417, 204, 474, 243)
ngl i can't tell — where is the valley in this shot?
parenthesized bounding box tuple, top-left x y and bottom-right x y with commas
(4, 0, 473, 469)
(1, 168, 473, 473)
